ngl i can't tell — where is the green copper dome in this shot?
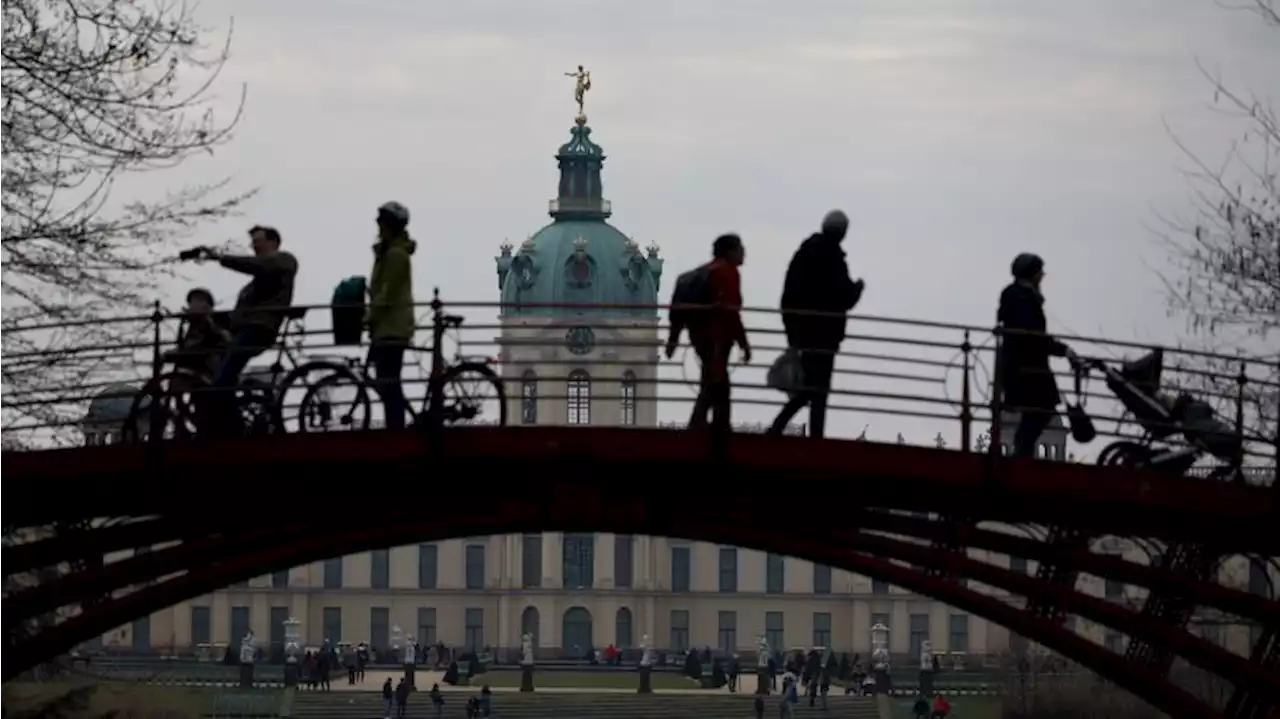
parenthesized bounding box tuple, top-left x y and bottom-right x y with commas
(496, 118, 663, 317)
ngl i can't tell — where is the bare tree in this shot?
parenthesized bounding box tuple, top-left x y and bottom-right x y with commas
(1158, 0, 1279, 458)
(1, 0, 251, 444)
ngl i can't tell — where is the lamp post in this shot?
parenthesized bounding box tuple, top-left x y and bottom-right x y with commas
(283, 616, 302, 687)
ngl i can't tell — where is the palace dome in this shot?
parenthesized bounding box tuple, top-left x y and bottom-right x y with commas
(495, 117, 663, 318)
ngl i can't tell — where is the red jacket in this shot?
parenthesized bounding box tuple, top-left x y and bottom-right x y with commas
(700, 258, 747, 351)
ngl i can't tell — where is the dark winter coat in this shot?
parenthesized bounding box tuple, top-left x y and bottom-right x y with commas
(997, 280, 1067, 411)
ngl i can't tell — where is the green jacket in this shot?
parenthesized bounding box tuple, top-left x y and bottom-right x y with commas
(365, 234, 417, 341)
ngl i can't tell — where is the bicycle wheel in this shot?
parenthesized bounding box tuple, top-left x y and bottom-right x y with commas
(297, 371, 373, 432)
(239, 380, 279, 437)
(119, 372, 203, 443)
(275, 361, 363, 433)
(429, 362, 507, 426)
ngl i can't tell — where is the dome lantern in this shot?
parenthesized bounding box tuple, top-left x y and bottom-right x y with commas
(548, 116, 611, 221)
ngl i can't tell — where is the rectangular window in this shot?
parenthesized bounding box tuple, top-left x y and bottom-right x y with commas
(909, 613, 930, 660)
(522, 534, 542, 589)
(191, 606, 212, 646)
(269, 606, 288, 660)
(1248, 560, 1268, 596)
(370, 607, 390, 649)
(871, 578, 889, 595)
(322, 607, 342, 645)
(949, 614, 970, 653)
(717, 610, 737, 652)
(465, 544, 486, 590)
(621, 376, 636, 426)
(718, 547, 738, 593)
(370, 549, 390, 590)
(132, 617, 150, 651)
(1104, 631, 1124, 653)
(871, 612, 891, 651)
(671, 546, 691, 592)
(562, 533, 595, 589)
(417, 607, 437, 646)
(1010, 556, 1028, 574)
(813, 612, 832, 648)
(766, 553, 785, 594)
(230, 606, 250, 645)
(813, 564, 832, 595)
(764, 611, 784, 650)
(670, 610, 690, 651)
(271, 570, 289, 588)
(614, 535, 634, 588)
(1104, 576, 1124, 600)
(418, 544, 438, 589)
(465, 608, 484, 651)
(323, 557, 343, 589)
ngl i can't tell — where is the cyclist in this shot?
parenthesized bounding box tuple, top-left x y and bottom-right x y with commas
(163, 287, 231, 379)
(196, 225, 299, 435)
(365, 201, 417, 430)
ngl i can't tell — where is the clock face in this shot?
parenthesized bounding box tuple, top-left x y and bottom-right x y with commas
(565, 326, 596, 355)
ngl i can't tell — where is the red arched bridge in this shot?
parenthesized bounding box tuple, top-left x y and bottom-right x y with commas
(2, 298, 1277, 719)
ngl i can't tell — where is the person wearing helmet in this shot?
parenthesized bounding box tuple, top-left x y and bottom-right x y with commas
(996, 253, 1079, 457)
(366, 201, 418, 429)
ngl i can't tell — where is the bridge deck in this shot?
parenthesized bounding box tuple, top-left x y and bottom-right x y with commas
(5, 426, 1274, 553)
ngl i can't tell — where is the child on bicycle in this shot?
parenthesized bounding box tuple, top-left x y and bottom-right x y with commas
(164, 288, 232, 380)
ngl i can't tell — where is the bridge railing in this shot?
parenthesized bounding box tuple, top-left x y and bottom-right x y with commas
(1, 296, 1275, 478)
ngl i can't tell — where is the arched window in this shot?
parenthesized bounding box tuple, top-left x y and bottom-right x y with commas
(620, 371, 636, 426)
(562, 606, 593, 656)
(562, 533, 595, 589)
(520, 606, 540, 652)
(521, 370, 538, 425)
(567, 370, 591, 425)
(615, 607, 633, 648)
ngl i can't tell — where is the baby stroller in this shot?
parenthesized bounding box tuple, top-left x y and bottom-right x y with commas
(1082, 348, 1243, 481)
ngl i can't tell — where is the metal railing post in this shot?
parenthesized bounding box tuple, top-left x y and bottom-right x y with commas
(1233, 359, 1247, 483)
(960, 330, 973, 454)
(988, 325, 1004, 458)
(426, 288, 446, 433)
(147, 300, 165, 449)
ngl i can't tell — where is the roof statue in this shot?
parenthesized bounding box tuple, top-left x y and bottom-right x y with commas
(565, 65, 592, 122)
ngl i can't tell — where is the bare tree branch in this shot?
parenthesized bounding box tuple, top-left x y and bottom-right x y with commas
(1155, 3, 1279, 453)
(1, 0, 254, 445)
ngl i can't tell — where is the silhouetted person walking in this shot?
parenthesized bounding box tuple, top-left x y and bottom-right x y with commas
(996, 253, 1079, 457)
(769, 210, 864, 438)
(667, 234, 751, 435)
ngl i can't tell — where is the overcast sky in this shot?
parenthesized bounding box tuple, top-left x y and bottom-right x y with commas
(147, 0, 1277, 446)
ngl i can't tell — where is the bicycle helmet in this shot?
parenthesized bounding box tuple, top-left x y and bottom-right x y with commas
(1010, 252, 1045, 280)
(377, 201, 411, 227)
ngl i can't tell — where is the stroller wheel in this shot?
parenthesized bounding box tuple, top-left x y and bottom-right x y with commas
(1097, 441, 1151, 468)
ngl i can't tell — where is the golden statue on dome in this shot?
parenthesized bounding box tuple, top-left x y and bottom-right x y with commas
(564, 65, 592, 121)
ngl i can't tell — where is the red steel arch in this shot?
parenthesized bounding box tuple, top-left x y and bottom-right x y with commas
(5, 498, 1274, 716)
(6, 511, 1265, 719)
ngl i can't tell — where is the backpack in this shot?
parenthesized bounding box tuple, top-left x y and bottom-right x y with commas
(331, 275, 367, 346)
(669, 262, 714, 340)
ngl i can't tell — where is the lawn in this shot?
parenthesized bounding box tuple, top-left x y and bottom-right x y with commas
(477, 670, 697, 690)
(3, 680, 287, 718)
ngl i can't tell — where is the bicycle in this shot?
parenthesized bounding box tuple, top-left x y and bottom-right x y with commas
(121, 306, 362, 441)
(295, 296, 507, 431)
